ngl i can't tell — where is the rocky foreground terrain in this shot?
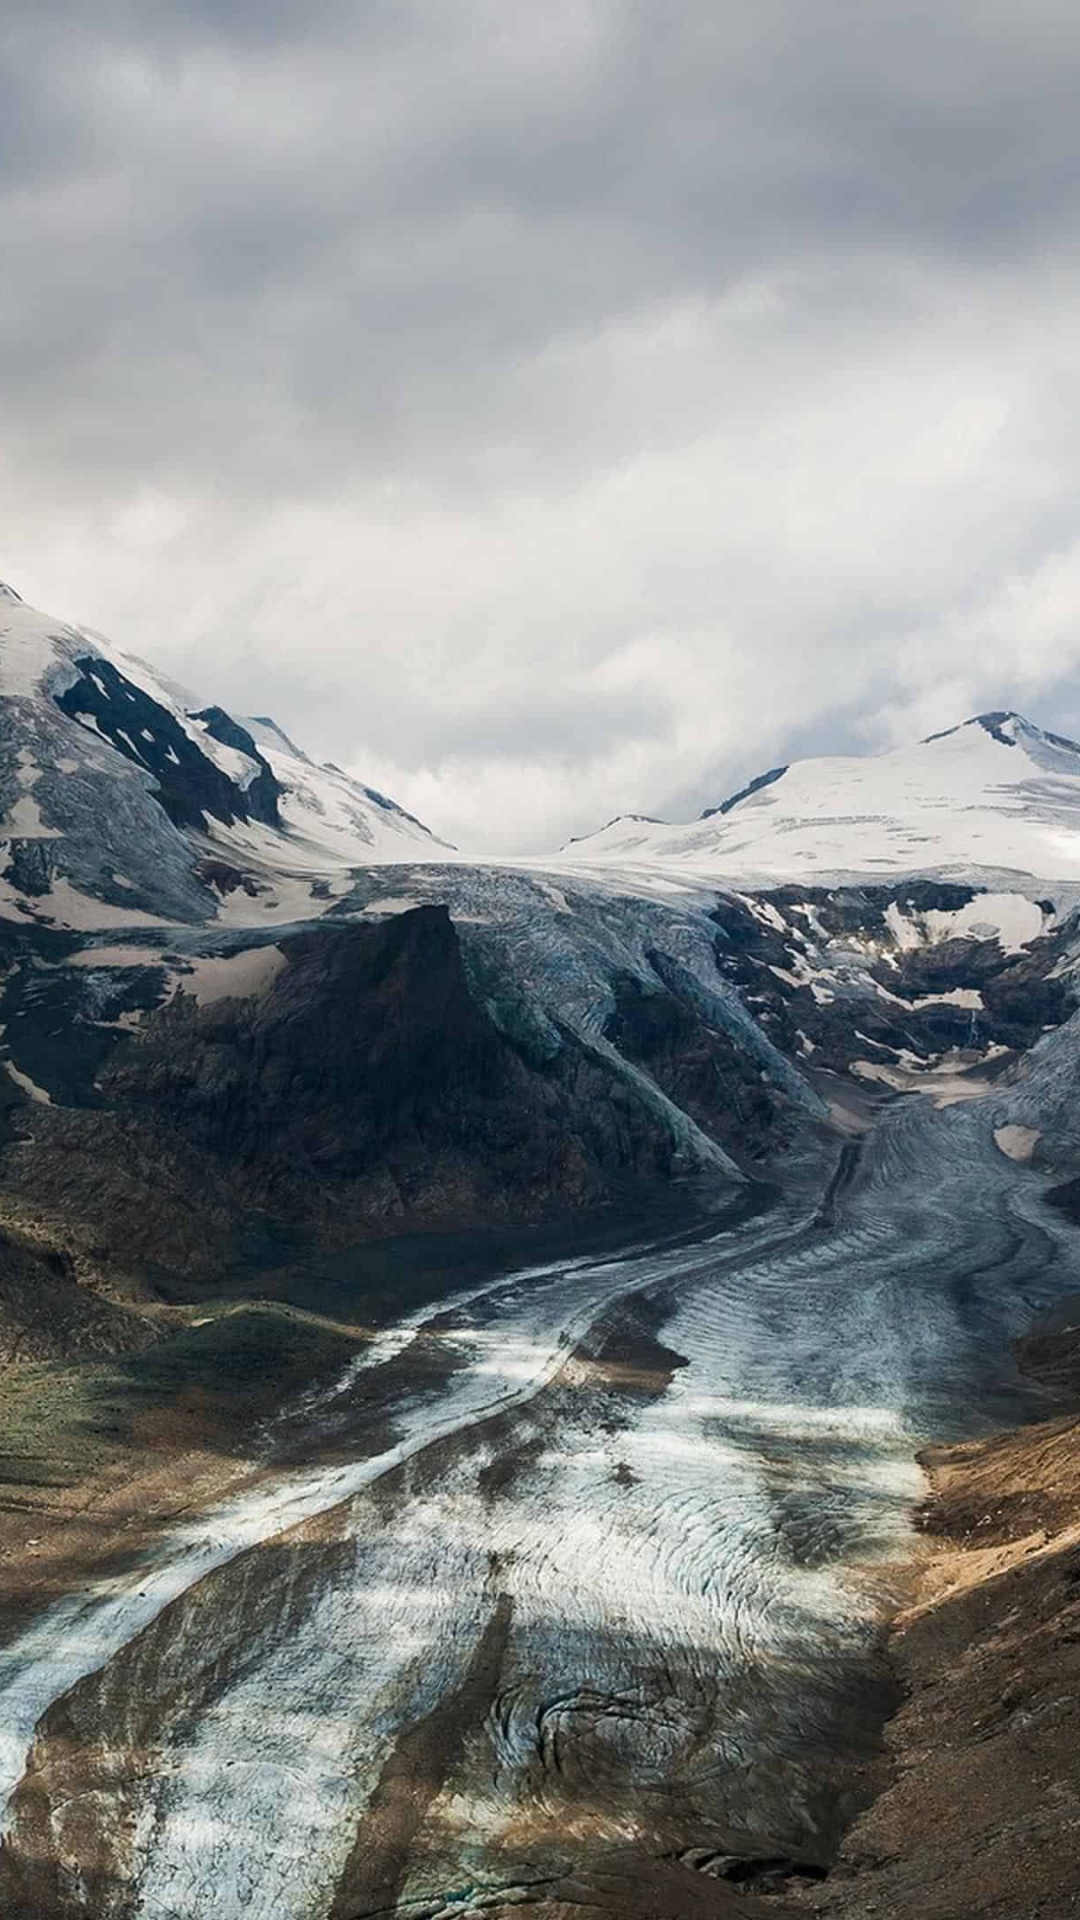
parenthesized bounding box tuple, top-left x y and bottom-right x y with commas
(3, 584, 1080, 1914)
(805, 1311, 1080, 1920)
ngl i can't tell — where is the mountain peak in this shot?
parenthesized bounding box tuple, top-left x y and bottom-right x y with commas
(921, 709, 1080, 755)
(561, 813, 668, 850)
(923, 710, 1025, 747)
(0, 587, 451, 930)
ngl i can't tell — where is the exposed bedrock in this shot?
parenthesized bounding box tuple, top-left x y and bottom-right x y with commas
(604, 969, 788, 1161)
(96, 904, 749, 1220)
(809, 1319, 1080, 1920)
(709, 882, 1079, 1070)
(0, 1220, 152, 1364)
(54, 660, 283, 834)
(0, 904, 762, 1311)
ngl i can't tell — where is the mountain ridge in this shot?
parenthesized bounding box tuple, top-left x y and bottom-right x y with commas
(558, 708, 1080, 886)
(0, 585, 451, 932)
(7, 579, 1080, 901)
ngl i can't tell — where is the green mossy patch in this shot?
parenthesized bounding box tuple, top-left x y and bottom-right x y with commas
(0, 1304, 362, 1500)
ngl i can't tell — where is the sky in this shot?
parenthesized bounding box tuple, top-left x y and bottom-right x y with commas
(4, 1, 1080, 852)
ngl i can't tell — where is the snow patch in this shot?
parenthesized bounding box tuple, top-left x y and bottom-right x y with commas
(2, 1059, 52, 1105)
(851, 1055, 995, 1106)
(69, 945, 160, 969)
(359, 895, 425, 918)
(885, 892, 1045, 956)
(0, 793, 61, 839)
(178, 945, 287, 1006)
(28, 879, 170, 931)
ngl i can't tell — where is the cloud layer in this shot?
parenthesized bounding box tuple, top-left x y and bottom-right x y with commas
(4, 1, 1080, 849)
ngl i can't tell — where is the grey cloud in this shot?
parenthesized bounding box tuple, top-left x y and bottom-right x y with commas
(382, 687, 678, 768)
(4, 3, 1080, 847)
(5, 1, 1080, 501)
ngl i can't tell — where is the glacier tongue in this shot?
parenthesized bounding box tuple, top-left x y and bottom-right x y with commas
(3, 1093, 1080, 1917)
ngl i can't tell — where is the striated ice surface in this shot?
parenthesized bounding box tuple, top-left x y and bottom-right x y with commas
(2, 1089, 1078, 1916)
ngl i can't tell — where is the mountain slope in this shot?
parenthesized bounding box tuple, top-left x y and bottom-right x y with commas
(0, 584, 448, 931)
(561, 714, 1080, 888)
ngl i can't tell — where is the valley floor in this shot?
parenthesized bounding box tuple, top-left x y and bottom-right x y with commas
(0, 1088, 1078, 1917)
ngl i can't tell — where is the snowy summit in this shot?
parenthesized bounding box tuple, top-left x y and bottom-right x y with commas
(559, 713, 1080, 886)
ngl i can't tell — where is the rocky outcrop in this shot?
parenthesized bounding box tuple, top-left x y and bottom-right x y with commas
(107, 903, 712, 1209)
(605, 970, 790, 1162)
(189, 705, 282, 826)
(55, 658, 282, 831)
(1, 907, 742, 1307)
(712, 884, 1077, 1074)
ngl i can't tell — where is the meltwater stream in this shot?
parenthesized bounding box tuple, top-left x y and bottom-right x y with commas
(0, 1093, 1077, 1918)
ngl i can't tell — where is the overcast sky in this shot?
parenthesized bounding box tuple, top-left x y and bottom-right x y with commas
(4, 2, 1080, 850)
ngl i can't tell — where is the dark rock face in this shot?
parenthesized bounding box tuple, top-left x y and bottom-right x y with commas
(188, 706, 282, 827)
(605, 972, 787, 1162)
(193, 857, 268, 900)
(2, 840, 55, 900)
(0, 917, 172, 1113)
(110, 907, 513, 1177)
(979, 951, 1074, 1050)
(702, 763, 788, 819)
(68, 908, 701, 1272)
(0, 1224, 151, 1364)
(770, 879, 978, 934)
(710, 885, 1076, 1075)
(55, 658, 282, 831)
(711, 895, 805, 1058)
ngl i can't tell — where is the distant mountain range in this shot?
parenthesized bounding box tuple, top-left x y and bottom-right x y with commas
(7, 582, 1080, 941)
(2, 577, 1080, 1275)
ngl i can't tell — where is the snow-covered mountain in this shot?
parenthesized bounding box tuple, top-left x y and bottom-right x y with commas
(0, 584, 449, 929)
(6, 574, 1080, 1218)
(8, 568, 1080, 934)
(240, 714, 445, 867)
(560, 713, 1080, 890)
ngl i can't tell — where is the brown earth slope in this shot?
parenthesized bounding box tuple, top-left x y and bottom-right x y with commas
(807, 1323, 1080, 1920)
